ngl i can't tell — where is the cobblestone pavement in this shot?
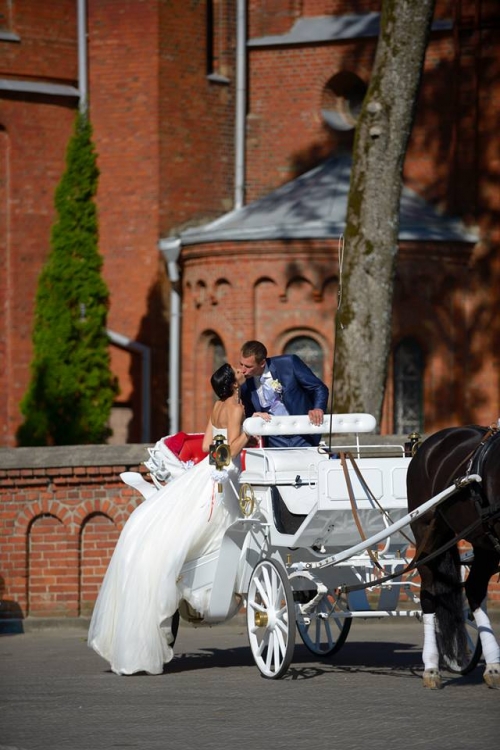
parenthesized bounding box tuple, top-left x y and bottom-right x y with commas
(1, 615, 499, 750)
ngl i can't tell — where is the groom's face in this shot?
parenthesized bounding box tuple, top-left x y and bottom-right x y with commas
(239, 354, 266, 380)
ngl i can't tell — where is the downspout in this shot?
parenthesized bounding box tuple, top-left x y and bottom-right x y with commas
(159, 238, 181, 435)
(77, 0, 88, 113)
(107, 330, 151, 443)
(234, 0, 247, 209)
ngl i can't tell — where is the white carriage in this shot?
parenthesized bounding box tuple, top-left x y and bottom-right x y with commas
(125, 414, 482, 679)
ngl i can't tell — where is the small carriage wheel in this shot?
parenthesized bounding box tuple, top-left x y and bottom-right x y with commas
(440, 559, 483, 675)
(239, 483, 255, 517)
(291, 574, 352, 656)
(246, 558, 296, 679)
(170, 609, 180, 646)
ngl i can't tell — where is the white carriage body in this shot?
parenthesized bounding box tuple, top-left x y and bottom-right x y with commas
(240, 447, 412, 552)
(170, 414, 418, 624)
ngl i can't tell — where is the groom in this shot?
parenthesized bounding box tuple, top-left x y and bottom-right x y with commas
(239, 340, 329, 447)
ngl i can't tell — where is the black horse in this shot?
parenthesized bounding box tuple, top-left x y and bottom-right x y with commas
(406, 424, 500, 689)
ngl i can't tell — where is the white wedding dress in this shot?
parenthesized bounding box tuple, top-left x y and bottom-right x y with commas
(88, 427, 241, 675)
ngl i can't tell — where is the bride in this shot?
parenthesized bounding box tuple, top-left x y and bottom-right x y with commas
(88, 363, 251, 675)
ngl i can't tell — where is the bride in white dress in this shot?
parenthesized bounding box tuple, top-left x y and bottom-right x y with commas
(88, 363, 251, 675)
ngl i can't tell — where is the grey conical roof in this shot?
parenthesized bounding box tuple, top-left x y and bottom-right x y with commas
(178, 154, 478, 246)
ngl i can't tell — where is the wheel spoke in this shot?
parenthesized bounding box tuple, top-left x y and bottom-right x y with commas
(247, 559, 296, 679)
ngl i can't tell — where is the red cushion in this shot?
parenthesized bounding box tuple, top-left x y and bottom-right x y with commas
(164, 432, 188, 456)
(178, 434, 207, 463)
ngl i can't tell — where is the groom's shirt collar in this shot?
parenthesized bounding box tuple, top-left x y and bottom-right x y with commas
(254, 364, 271, 388)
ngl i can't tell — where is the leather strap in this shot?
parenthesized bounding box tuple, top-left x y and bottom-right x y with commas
(340, 452, 385, 572)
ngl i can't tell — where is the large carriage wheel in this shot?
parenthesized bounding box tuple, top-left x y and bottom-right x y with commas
(247, 559, 296, 679)
(440, 558, 483, 675)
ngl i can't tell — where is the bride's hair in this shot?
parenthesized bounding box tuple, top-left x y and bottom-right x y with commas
(210, 363, 236, 401)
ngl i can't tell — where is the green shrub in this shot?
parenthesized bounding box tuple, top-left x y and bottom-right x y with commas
(17, 111, 119, 446)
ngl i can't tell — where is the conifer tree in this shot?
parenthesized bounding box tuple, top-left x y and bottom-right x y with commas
(17, 111, 118, 446)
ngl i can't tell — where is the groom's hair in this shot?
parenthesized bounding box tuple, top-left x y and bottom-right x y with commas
(241, 340, 267, 363)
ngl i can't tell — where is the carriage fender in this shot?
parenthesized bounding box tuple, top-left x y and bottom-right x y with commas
(203, 520, 264, 621)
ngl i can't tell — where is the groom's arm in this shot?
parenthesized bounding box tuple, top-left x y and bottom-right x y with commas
(290, 355, 328, 411)
(240, 382, 255, 419)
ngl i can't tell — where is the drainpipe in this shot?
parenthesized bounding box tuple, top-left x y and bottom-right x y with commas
(107, 330, 151, 443)
(77, 0, 88, 113)
(159, 238, 181, 435)
(234, 0, 247, 209)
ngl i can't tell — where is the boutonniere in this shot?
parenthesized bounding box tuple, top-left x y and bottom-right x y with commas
(269, 379, 283, 394)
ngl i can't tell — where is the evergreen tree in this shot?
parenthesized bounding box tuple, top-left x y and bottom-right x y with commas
(17, 111, 118, 446)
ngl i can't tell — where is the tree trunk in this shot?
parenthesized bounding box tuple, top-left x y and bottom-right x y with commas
(333, 0, 436, 428)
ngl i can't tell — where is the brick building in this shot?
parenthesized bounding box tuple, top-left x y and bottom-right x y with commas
(1, 0, 499, 442)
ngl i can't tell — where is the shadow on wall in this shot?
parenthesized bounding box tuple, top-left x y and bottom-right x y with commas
(0, 574, 24, 634)
(127, 268, 170, 444)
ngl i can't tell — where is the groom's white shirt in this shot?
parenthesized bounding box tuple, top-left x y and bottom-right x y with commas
(254, 367, 272, 407)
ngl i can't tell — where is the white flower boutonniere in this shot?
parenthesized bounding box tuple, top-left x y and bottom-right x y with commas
(269, 379, 283, 394)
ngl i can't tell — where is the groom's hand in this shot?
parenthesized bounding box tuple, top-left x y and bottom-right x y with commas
(308, 408, 324, 426)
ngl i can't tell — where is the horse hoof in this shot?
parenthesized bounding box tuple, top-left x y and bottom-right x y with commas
(483, 664, 500, 689)
(423, 669, 442, 689)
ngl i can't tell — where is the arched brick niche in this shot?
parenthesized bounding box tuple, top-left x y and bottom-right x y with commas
(80, 513, 121, 616)
(28, 514, 78, 617)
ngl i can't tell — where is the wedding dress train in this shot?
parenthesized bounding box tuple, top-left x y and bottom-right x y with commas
(88, 427, 240, 675)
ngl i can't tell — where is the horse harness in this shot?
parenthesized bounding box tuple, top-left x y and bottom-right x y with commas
(337, 427, 500, 595)
(462, 426, 500, 554)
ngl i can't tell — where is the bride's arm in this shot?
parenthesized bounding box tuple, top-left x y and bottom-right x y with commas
(201, 418, 213, 454)
(227, 403, 250, 458)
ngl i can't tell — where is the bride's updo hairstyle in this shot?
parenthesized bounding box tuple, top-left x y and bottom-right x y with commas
(210, 363, 236, 401)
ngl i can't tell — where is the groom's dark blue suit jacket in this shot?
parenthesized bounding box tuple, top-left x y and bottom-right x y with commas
(240, 354, 329, 447)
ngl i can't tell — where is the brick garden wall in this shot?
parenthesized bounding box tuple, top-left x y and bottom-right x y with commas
(0, 444, 148, 621)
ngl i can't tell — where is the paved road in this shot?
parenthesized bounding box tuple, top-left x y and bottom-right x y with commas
(1, 617, 498, 750)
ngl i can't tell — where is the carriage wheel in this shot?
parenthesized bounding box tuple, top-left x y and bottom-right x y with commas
(440, 607, 482, 675)
(247, 559, 296, 679)
(296, 591, 352, 657)
(171, 609, 180, 646)
(440, 558, 483, 675)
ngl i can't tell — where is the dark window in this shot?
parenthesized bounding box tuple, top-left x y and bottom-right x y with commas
(284, 336, 324, 380)
(393, 338, 424, 435)
(208, 334, 226, 402)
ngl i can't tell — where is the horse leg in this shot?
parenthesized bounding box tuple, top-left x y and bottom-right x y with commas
(466, 547, 500, 689)
(418, 560, 442, 689)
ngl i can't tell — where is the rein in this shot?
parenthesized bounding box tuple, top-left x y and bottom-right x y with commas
(340, 506, 495, 594)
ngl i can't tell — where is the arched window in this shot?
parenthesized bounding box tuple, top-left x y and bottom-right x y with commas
(210, 334, 226, 373)
(393, 338, 424, 435)
(284, 336, 324, 380)
(207, 333, 226, 403)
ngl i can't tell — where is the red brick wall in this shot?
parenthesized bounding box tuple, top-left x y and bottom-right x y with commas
(0, 0, 78, 446)
(0, 445, 146, 618)
(158, 0, 237, 232)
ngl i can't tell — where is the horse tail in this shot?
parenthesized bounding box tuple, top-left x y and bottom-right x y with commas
(433, 544, 468, 667)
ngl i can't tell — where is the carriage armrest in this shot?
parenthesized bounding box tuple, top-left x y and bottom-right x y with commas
(243, 413, 376, 437)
